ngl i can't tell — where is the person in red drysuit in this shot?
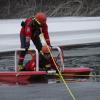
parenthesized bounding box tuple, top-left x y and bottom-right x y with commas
(18, 12, 51, 71)
(40, 45, 59, 71)
(24, 45, 59, 72)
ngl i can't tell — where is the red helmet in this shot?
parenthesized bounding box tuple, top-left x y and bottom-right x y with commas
(35, 12, 47, 24)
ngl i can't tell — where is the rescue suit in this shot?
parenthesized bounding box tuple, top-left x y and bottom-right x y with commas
(18, 12, 51, 71)
(24, 46, 59, 72)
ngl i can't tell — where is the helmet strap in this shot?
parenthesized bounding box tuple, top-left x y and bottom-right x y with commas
(33, 17, 41, 25)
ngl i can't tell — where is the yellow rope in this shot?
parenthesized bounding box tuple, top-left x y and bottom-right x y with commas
(58, 74, 100, 77)
(41, 33, 77, 100)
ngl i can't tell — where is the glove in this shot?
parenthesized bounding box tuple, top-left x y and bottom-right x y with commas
(25, 42, 30, 50)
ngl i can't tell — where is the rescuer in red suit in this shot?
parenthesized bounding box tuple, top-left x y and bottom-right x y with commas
(40, 45, 59, 71)
(24, 45, 59, 72)
(18, 12, 51, 71)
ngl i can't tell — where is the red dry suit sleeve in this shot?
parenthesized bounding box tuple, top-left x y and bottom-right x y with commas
(42, 24, 51, 46)
(20, 27, 25, 36)
(24, 17, 33, 38)
(25, 26, 32, 37)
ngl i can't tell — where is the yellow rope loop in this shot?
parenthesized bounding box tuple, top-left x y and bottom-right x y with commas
(41, 33, 77, 100)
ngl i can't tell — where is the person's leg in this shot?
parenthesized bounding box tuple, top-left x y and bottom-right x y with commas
(18, 35, 26, 71)
(32, 36, 42, 52)
(39, 53, 48, 70)
(32, 37, 48, 70)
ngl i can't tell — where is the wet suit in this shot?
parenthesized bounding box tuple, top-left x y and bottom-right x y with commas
(18, 17, 51, 71)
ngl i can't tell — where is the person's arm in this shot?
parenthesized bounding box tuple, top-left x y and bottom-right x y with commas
(42, 24, 51, 46)
(25, 25, 32, 49)
(25, 18, 33, 43)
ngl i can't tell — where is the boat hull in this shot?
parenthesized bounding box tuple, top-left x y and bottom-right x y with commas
(0, 71, 47, 84)
(0, 68, 93, 84)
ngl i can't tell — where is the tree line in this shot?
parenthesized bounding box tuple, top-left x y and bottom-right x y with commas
(0, 0, 100, 19)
